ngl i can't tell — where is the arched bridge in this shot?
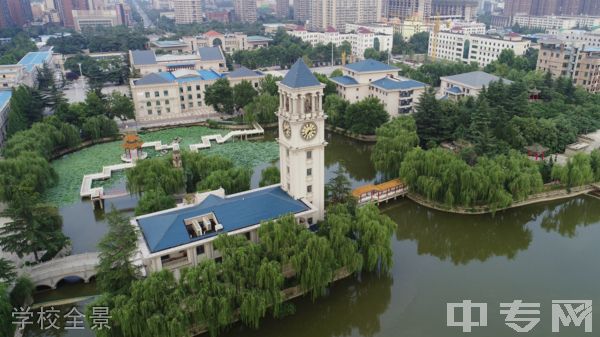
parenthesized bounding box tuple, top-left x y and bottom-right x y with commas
(23, 253, 99, 289)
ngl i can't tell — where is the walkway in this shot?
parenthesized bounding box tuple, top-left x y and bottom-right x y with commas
(22, 253, 99, 289)
(79, 123, 264, 198)
(353, 179, 408, 206)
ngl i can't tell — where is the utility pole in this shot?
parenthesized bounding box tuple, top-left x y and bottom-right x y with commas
(331, 43, 334, 66)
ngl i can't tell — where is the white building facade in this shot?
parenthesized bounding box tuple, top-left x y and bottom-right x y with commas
(289, 28, 393, 59)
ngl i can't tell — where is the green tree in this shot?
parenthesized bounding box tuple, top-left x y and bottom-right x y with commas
(0, 192, 68, 262)
(233, 80, 258, 110)
(7, 86, 44, 136)
(259, 166, 280, 187)
(84, 90, 107, 116)
(363, 48, 388, 62)
(414, 88, 446, 147)
(551, 153, 594, 188)
(96, 210, 140, 294)
(0, 152, 57, 202)
(354, 204, 396, 273)
(181, 152, 234, 192)
(0, 283, 14, 337)
(329, 68, 343, 78)
(107, 92, 135, 121)
(9, 276, 34, 307)
(323, 94, 348, 128)
(468, 96, 497, 155)
(135, 189, 176, 216)
(126, 157, 185, 195)
(258, 74, 281, 96)
(291, 233, 335, 300)
(244, 93, 278, 124)
(344, 97, 389, 135)
(82, 115, 119, 140)
(205, 78, 234, 114)
(0, 259, 16, 283)
(371, 116, 419, 177)
(197, 167, 251, 194)
(314, 73, 337, 96)
(325, 165, 353, 204)
(408, 32, 430, 54)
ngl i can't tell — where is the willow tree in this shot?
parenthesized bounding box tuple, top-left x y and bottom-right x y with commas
(258, 215, 305, 263)
(0, 151, 57, 202)
(354, 204, 395, 273)
(552, 153, 594, 188)
(96, 210, 140, 294)
(197, 167, 251, 194)
(371, 116, 419, 177)
(126, 157, 184, 195)
(259, 166, 280, 187)
(291, 232, 335, 300)
(182, 152, 233, 192)
(180, 261, 235, 337)
(135, 189, 176, 216)
(323, 204, 363, 273)
(106, 270, 188, 337)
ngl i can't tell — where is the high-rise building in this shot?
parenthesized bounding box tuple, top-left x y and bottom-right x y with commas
(54, 0, 88, 28)
(234, 0, 257, 23)
(431, 0, 478, 21)
(388, 0, 432, 20)
(0, 0, 33, 27)
(174, 0, 203, 24)
(308, 0, 383, 31)
(503, 0, 531, 16)
(294, 0, 311, 22)
(275, 0, 289, 18)
(582, 0, 600, 16)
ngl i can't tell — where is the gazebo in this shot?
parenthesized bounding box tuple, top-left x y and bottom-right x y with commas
(528, 88, 541, 101)
(121, 133, 147, 162)
(525, 143, 549, 161)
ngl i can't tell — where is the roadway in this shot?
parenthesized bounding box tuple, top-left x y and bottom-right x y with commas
(131, 0, 154, 29)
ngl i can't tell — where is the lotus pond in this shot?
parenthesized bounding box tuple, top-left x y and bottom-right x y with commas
(43, 126, 279, 206)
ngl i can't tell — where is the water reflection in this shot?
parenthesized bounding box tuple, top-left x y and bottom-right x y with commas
(386, 200, 535, 265)
(24, 298, 96, 337)
(222, 273, 393, 337)
(539, 196, 600, 237)
(325, 132, 378, 183)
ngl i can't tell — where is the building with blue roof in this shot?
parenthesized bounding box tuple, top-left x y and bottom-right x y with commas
(130, 65, 264, 123)
(0, 50, 53, 90)
(17, 51, 53, 72)
(134, 57, 326, 276)
(331, 59, 427, 116)
(129, 47, 226, 76)
(0, 90, 12, 146)
(440, 71, 512, 100)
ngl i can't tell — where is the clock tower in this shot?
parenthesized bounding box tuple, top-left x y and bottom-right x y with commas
(277, 59, 327, 222)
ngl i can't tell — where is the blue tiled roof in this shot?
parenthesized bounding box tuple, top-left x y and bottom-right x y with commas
(281, 58, 321, 88)
(198, 47, 225, 61)
(330, 75, 359, 86)
(0, 91, 12, 109)
(134, 73, 174, 85)
(226, 66, 261, 78)
(131, 50, 157, 65)
(17, 51, 52, 72)
(344, 59, 397, 73)
(137, 186, 310, 253)
(247, 35, 273, 42)
(198, 69, 222, 80)
(152, 40, 187, 47)
(134, 70, 223, 86)
(370, 78, 426, 91)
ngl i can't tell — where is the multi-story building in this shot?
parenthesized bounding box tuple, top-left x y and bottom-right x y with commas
(0, 50, 53, 89)
(428, 31, 531, 67)
(345, 23, 394, 36)
(536, 40, 600, 93)
(330, 59, 427, 116)
(180, 31, 272, 54)
(275, 0, 288, 18)
(387, 0, 432, 20)
(0, 0, 33, 27)
(174, 0, 203, 24)
(440, 20, 486, 35)
(234, 0, 257, 23)
(72, 9, 124, 31)
(308, 0, 384, 31)
(152, 0, 174, 10)
(388, 16, 432, 40)
(294, 0, 311, 22)
(431, 0, 478, 21)
(53, 0, 88, 28)
(132, 59, 325, 277)
(0, 91, 11, 147)
(129, 66, 264, 122)
(512, 15, 600, 31)
(549, 29, 600, 49)
(290, 26, 393, 59)
(504, 0, 600, 17)
(439, 71, 512, 100)
(206, 10, 229, 23)
(129, 47, 227, 76)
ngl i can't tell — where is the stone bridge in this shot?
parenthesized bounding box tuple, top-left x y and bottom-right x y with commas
(22, 253, 99, 289)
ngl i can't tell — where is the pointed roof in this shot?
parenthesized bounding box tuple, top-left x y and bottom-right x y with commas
(280, 59, 321, 88)
(226, 66, 262, 78)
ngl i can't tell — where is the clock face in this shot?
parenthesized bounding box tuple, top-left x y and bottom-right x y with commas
(282, 121, 291, 138)
(301, 122, 317, 140)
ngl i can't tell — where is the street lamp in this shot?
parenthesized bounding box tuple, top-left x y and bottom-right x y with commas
(78, 63, 83, 77)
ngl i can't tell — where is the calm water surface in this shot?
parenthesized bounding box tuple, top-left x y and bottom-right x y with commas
(26, 132, 600, 337)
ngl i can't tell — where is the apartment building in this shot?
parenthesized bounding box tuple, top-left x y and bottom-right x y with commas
(439, 71, 512, 100)
(174, 0, 203, 24)
(441, 21, 486, 35)
(387, 0, 431, 20)
(330, 59, 427, 116)
(431, 0, 478, 21)
(130, 66, 264, 122)
(428, 31, 531, 67)
(234, 0, 257, 23)
(0, 50, 53, 89)
(549, 29, 600, 49)
(275, 0, 288, 18)
(72, 9, 124, 31)
(182, 31, 272, 54)
(290, 26, 392, 59)
(512, 14, 600, 31)
(129, 47, 227, 76)
(308, 0, 383, 31)
(536, 40, 600, 93)
(294, 0, 310, 22)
